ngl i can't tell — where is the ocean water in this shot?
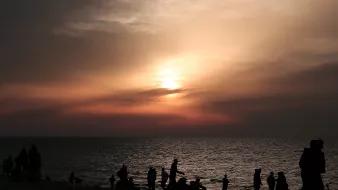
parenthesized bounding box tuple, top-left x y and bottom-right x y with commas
(0, 137, 337, 190)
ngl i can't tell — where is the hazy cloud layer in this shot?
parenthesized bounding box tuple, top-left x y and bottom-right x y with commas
(1, 0, 338, 136)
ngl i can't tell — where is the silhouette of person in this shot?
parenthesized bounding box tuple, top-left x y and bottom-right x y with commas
(161, 167, 169, 189)
(69, 171, 75, 185)
(299, 139, 325, 190)
(68, 171, 82, 185)
(151, 167, 157, 190)
(168, 159, 184, 187)
(253, 169, 262, 190)
(148, 167, 152, 189)
(267, 172, 276, 190)
(117, 164, 128, 181)
(222, 174, 229, 190)
(109, 174, 116, 189)
(147, 167, 157, 190)
(13, 149, 29, 181)
(16, 148, 29, 171)
(46, 175, 52, 182)
(2, 156, 14, 177)
(28, 144, 41, 181)
(191, 177, 206, 190)
(276, 172, 288, 190)
(127, 177, 136, 190)
(174, 177, 190, 190)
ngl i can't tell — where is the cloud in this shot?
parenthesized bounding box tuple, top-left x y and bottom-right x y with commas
(1, 0, 338, 136)
(2, 0, 338, 85)
(0, 85, 236, 136)
(0, 0, 177, 84)
(1, 63, 338, 137)
(0, 107, 187, 136)
(277, 63, 338, 94)
(88, 88, 186, 105)
(199, 63, 338, 137)
(0, 86, 187, 114)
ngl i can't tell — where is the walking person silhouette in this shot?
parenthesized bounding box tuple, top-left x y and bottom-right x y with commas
(168, 159, 184, 188)
(299, 139, 326, 190)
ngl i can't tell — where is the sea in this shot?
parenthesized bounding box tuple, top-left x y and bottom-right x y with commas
(0, 137, 337, 190)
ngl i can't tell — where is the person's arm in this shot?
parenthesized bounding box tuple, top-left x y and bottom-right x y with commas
(177, 170, 185, 175)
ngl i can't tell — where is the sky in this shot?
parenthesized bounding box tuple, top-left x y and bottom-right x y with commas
(1, 0, 338, 137)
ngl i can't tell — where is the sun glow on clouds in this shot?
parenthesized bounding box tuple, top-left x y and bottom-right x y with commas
(152, 55, 204, 90)
(158, 68, 180, 90)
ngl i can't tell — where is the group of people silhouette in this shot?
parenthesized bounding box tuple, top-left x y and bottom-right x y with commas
(0, 139, 327, 190)
(266, 172, 288, 190)
(104, 139, 326, 190)
(1, 144, 41, 182)
(107, 159, 200, 190)
(106, 162, 282, 190)
(253, 169, 289, 190)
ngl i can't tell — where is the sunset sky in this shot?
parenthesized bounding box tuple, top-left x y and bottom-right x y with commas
(1, 0, 338, 136)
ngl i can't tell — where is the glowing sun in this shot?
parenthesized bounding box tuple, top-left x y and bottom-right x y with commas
(158, 68, 180, 89)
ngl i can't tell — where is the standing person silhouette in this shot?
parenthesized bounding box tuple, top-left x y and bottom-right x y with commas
(168, 159, 184, 188)
(253, 169, 262, 190)
(267, 172, 276, 190)
(147, 167, 157, 190)
(117, 164, 128, 181)
(222, 174, 229, 190)
(109, 174, 116, 189)
(299, 139, 325, 190)
(276, 172, 288, 190)
(161, 167, 168, 189)
(69, 171, 75, 185)
(28, 144, 41, 181)
(13, 149, 28, 181)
